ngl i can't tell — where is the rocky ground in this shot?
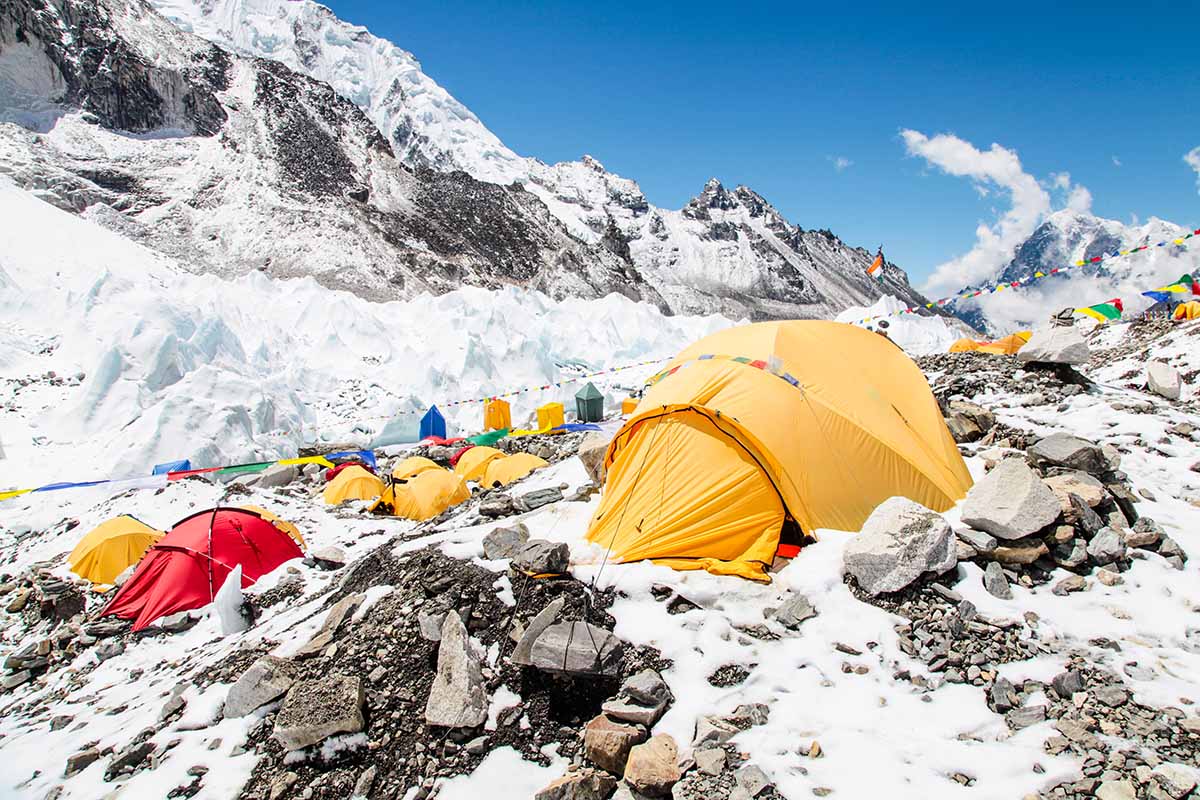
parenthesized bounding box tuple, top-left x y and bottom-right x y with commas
(1, 317, 1199, 800)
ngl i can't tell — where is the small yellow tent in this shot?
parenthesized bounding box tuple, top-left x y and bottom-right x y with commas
(240, 505, 305, 549)
(484, 399, 511, 431)
(455, 446, 506, 482)
(977, 330, 1031, 355)
(68, 516, 163, 585)
(621, 397, 639, 414)
(392, 456, 442, 483)
(323, 465, 385, 505)
(482, 452, 549, 488)
(587, 321, 972, 582)
(1174, 301, 1200, 320)
(537, 402, 565, 431)
(372, 469, 471, 520)
(948, 338, 981, 353)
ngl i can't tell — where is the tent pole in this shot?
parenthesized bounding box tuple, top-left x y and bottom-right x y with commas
(206, 506, 219, 602)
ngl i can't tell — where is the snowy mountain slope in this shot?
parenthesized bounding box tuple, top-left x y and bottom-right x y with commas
(143, 0, 934, 319)
(955, 210, 1195, 334)
(0, 0, 663, 307)
(0, 178, 731, 486)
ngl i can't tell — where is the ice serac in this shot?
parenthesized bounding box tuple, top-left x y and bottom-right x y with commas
(142, 0, 936, 320)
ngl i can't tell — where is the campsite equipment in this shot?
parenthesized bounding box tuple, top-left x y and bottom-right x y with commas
(323, 465, 385, 504)
(102, 507, 303, 630)
(536, 402, 565, 431)
(152, 460, 191, 476)
(239, 505, 305, 549)
(575, 382, 604, 422)
(484, 399, 511, 431)
(1174, 300, 1200, 320)
(392, 456, 442, 483)
(481, 452, 548, 488)
(587, 321, 973, 582)
(455, 446, 506, 482)
(1075, 299, 1124, 324)
(371, 469, 470, 520)
(68, 516, 163, 585)
(419, 406, 447, 440)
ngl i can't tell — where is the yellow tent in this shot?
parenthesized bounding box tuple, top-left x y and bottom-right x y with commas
(537, 402, 565, 431)
(977, 330, 1031, 355)
(621, 397, 639, 414)
(484, 398, 511, 431)
(240, 505, 305, 549)
(948, 338, 981, 353)
(482, 452, 549, 488)
(392, 456, 442, 483)
(455, 446, 506, 482)
(587, 321, 973, 582)
(68, 516, 163, 585)
(1174, 301, 1200, 320)
(371, 469, 471, 520)
(323, 465, 385, 505)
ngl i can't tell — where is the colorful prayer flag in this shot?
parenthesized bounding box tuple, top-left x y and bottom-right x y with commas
(1141, 273, 1199, 303)
(866, 248, 884, 281)
(1075, 298, 1124, 324)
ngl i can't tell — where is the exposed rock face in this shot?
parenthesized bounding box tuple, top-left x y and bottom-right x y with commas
(424, 610, 488, 729)
(1018, 325, 1090, 365)
(843, 497, 956, 596)
(960, 459, 1061, 540)
(273, 674, 365, 751)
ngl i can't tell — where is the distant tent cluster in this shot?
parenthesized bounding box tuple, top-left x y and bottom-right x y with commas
(947, 331, 1032, 355)
(62, 506, 307, 631)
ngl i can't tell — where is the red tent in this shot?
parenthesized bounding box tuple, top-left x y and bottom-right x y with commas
(324, 461, 374, 482)
(449, 444, 476, 467)
(102, 507, 303, 631)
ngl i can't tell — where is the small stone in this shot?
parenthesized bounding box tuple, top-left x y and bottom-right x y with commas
(1150, 763, 1196, 799)
(583, 714, 646, 773)
(769, 592, 818, 629)
(424, 611, 488, 729)
(736, 765, 771, 797)
(961, 459, 1062, 540)
(353, 765, 377, 798)
(529, 622, 623, 676)
(1087, 529, 1127, 565)
(510, 597, 566, 666)
(268, 772, 298, 800)
(1095, 779, 1136, 800)
(1051, 670, 1084, 699)
(479, 494, 516, 518)
(993, 540, 1049, 565)
(482, 524, 530, 560)
(1146, 362, 1182, 400)
(224, 656, 295, 718)
(310, 546, 346, 570)
(513, 540, 570, 575)
(623, 734, 680, 797)
(956, 528, 998, 554)
(1052, 575, 1087, 596)
(1096, 569, 1123, 587)
(64, 748, 100, 777)
(1006, 705, 1046, 730)
(1093, 685, 1128, 708)
(983, 562, 1012, 599)
(273, 675, 365, 751)
(520, 487, 564, 511)
(694, 748, 726, 776)
(534, 767, 617, 800)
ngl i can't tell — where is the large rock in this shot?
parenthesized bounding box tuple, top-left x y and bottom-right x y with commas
(960, 459, 1060, 540)
(1146, 362, 1182, 400)
(1028, 433, 1108, 475)
(425, 611, 488, 729)
(520, 487, 564, 511)
(483, 524, 529, 560)
(535, 767, 618, 800)
(623, 734, 680, 797)
(1017, 325, 1089, 365)
(583, 714, 647, 773)
(273, 674, 365, 751)
(1043, 471, 1106, 510)
(225, 656, 295, 718)
(1150, 763, 1197, 799)
(944, 401, 995, 443)
(843, 497, 956, 596)
(514, 540, 570, 575)
(529, 621, 624, 676)
(510, 597, 566, 666)
(578, 432, 611, 487)
(256, 463, 298, 489)
(1086, 528, 1126, 565)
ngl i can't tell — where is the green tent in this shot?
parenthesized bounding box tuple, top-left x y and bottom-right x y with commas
(575, 382, 604, 422)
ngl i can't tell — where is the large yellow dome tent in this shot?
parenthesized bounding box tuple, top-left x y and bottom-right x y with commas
(455, 446, 506, 483)
(323, 465, 385, 505)
(587, 321, 973, 582)
(371, 469, 471, 520)
(482, 452, 549, 488)
(68, 516, 163, 585)
(977, 330, 1032, 355)
(392, 456, 442, 483)
(948, 338, 981, 353)
(1174, 300, 1200, 320)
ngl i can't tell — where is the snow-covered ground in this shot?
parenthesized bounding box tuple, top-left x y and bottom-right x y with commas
(0, 179, 731, 488)
(836, 294, 975, 355)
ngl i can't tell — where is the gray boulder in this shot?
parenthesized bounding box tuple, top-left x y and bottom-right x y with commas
(479, 493, 516, 518)
(983, 561, 1012, 599)
(843, 497, 956, 596)
(1017, 325, 1089, 365)
(1146, 362, 1182, 400)
(944, 401, 995, 444)
(483, 524, 529, 560)
(511, 597, 566, 666)
(956, 528, 998, 554)
(1028, 433, 1108, 475)
(960, 459, 1061, 540)
(310, 546, 346, 570)
(578, 432, 611, 486)
(225, 656, 295, 718)
(425, 611, 488, 729)
(1086, 528, 1127, 565)
(273, 674, 365, 751)
(519, 487, 564, 511)
(256, 463, 298, 489)
(529, 621, 624, 676)
(767, 592, 818, 629)
(535, 767, 617, 800)
(514, 540, 570, 575)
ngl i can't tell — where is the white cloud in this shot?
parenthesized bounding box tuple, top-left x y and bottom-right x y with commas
(829, 156, 853, 172)
(901, 130, 1051, 295)
(1186, 146, 1200, 190)
(1112, 155, 1121, 167)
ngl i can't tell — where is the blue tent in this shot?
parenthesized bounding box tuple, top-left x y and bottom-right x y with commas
(419, 406, 447, 440)
(152, 459, 191, 476)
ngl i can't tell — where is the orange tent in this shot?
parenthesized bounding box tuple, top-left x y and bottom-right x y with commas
(948, 338, 981, 353)
(977, 331, 1031, 355)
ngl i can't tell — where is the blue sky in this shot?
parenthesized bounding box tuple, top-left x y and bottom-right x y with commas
(324, 0, 1198, 287)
